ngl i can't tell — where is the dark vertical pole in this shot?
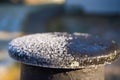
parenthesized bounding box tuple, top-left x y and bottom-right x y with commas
(21, 64, 104, 80)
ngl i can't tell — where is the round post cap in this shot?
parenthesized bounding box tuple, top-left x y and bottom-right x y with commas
(8, 32, 120, 69)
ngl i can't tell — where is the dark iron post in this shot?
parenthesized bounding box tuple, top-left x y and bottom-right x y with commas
(21, 64, 104, 80)
(8, 32, 120, 80)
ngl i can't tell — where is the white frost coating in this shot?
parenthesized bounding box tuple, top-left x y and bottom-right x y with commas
(70, 61, 79, 67)
(9, 33, 75, 68)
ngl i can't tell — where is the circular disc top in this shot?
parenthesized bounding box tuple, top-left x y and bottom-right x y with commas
(8, 32, 120, 69)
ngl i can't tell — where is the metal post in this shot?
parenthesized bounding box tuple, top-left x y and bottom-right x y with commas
(21, 64, 104, 80)
(8, 32, 120, 80)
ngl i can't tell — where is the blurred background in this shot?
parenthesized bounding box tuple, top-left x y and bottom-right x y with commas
(0, 0, 120, 80)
